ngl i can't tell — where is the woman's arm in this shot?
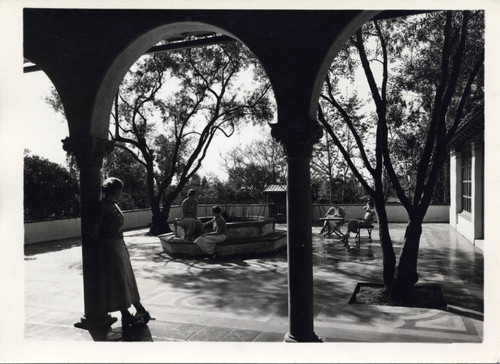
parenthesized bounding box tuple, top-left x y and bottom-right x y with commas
(215, 221, 224, 235)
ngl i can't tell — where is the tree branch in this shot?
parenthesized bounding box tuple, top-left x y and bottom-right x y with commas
(318, 104, 375, 196)
(445, 51, 484, 143)
(113, 144, 147, 168)
(321, 74, 375, 175)
(413, 11, 454, 206)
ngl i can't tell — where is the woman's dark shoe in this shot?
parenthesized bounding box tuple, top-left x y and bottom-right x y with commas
(122, 314, 145, 329)
(135, 311, 153, 325)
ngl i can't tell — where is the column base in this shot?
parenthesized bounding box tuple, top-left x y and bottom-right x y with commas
(74, 314, 117, 330)
(284, 331, 323, 343)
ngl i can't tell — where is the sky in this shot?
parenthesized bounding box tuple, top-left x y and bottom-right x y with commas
(23, 71, 69, 165)
(22, 68, 270, 181)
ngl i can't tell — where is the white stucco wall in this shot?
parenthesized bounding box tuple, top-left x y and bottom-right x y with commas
(25, 203, 448, 245)
(456, 212, 475, 243)
(312, 204, 449, 223)
(24, 204, 270, 244)
(24, 217, 82, 245)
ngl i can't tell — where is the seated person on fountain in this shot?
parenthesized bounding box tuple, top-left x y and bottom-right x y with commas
(181, 189, 203, 240)
(193, 205, 227, 260)
(319, 201, 345, 237)
(341, 200, 375, 249)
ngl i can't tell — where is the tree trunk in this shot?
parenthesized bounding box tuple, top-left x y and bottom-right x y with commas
(149, 197, 172, 235)
(390, 216, 423, 300)
(373, 197, 396, 287)
(146, 167, 172, 235)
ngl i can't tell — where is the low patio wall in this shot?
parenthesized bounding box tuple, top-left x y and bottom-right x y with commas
(24, 203, 448, 245)
(24, 204, 269, 245)
(312, 204, 449, 223)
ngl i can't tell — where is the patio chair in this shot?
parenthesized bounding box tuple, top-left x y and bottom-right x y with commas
(354, 220, 375, 245)
(319, 216, 345, 238)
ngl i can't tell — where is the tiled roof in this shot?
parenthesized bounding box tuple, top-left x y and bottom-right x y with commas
(263, 184, 287, 193)
(448, 110, 484, 147)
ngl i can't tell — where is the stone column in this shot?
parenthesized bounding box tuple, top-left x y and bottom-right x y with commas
(62, 136, 116, 329)
(271, 121, 323, 343)
(449, 148, 461, 228)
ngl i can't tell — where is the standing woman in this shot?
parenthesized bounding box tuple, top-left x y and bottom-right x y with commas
(91, 177, 151, 329)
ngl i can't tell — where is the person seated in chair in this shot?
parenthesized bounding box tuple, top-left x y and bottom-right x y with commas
(319, 201, 345, 237)
(341, 200, 375, 249)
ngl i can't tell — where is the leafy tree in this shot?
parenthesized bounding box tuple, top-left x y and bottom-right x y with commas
(196, 174, 238, 204)
(318, 36, 397, 287)
(102, 146, 149, 210)
(47, 38, 274, 235)
(318, 11, 484, 298)
(380, 11, 484, 298)
(24, 150, 80, 220)
(222, 133, 286, 202)
(312, 129, 363, 203)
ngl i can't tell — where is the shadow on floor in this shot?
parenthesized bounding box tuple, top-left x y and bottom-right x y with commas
(24, 238, 82, 256)
(88, 325, 153, 341)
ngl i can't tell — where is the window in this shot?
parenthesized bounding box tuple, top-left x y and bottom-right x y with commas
(461, 146, 472, 213)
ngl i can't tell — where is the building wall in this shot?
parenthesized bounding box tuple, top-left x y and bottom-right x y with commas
(25, 203, 448, 245)
(449, 140, 484, 245)
(456, 212, 475, 242)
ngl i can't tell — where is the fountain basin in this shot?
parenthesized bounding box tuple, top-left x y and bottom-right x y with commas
(158, 218, 287, 258)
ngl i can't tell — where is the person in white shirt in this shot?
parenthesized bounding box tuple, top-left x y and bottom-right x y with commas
(341, 200, 375, 249)
(320, 201, 345, 237)
(194, 205, 227, 260)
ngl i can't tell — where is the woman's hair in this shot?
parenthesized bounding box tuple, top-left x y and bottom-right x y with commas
(102, 177, 124, 195)
(188, 189, 197, 196)
(211, 205, 222, 214)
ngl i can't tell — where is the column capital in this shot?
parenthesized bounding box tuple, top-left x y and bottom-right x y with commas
(62, 136, 115, 168)
(270, 121, 323, 158)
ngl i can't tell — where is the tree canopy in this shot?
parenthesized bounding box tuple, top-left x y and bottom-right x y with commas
(24, 150, 80, 221)
(46, 37, 275, 233)
(111, 39, 275, 233)
(222, 132, 286, 202)
(317, 10, 484, 296)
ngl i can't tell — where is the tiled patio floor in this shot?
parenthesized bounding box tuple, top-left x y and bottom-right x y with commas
(19, 223, 489, 361)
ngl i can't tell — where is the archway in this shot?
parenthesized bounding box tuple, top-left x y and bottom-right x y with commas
(23, 8, 385, 342)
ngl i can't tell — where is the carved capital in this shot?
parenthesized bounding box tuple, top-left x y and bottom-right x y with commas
(270, 120, 323, 158)
(62, 136, 115, 168)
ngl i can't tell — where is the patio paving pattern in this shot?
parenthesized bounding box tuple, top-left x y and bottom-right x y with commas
(23, 223, 484, 346)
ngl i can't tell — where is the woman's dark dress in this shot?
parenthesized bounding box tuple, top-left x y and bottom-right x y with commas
(95, 199, 140, 312)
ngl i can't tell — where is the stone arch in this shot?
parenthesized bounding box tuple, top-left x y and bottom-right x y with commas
(92, 21, 274, 138)
(307, 11, 380, 120)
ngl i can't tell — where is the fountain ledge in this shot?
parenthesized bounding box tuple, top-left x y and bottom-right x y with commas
(158, 218, 287, 258)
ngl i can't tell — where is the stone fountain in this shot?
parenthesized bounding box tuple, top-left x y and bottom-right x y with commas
(158, 217, 287, 258)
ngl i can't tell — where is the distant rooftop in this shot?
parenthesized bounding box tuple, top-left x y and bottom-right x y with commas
(263, 184, 287, 193)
